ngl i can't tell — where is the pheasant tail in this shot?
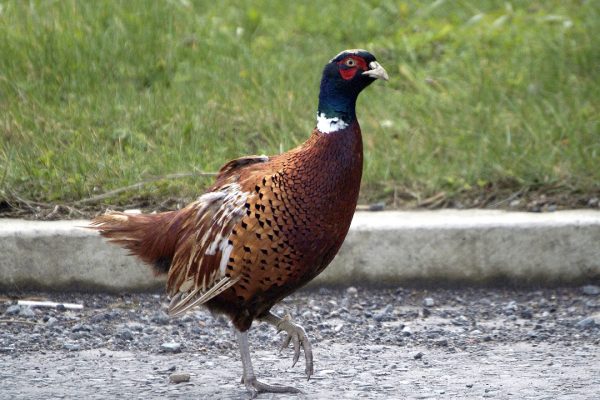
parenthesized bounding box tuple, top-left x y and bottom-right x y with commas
(90, 211, 185, 275)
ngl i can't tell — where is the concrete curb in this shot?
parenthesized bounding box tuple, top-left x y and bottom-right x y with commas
(1, 210, 599, 292)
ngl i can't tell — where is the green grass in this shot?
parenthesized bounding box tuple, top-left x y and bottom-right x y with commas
(1, 0, 599, 211)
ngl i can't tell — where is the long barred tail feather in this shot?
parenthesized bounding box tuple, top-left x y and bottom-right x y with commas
(89, 210, 186, 275)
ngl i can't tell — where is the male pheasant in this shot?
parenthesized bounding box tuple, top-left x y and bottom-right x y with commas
(90, 49, 388, 396)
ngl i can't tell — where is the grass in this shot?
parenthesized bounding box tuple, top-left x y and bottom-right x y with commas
(1, 0, 599, 213)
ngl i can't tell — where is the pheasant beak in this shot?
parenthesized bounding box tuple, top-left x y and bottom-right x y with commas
(362, 61, 389, 81)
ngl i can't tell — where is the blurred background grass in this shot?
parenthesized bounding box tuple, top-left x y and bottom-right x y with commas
(1, 0, 598, 214)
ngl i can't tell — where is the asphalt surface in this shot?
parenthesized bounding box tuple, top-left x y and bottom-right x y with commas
(1, 286, 599, 399)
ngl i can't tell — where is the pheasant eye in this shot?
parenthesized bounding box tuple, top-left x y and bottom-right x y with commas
(345, 58, 356, 67)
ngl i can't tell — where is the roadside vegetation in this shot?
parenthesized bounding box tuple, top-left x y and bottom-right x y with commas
(1, 0, 598, 218)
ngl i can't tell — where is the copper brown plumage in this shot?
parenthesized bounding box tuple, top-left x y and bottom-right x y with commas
(90, 49, 388, 397)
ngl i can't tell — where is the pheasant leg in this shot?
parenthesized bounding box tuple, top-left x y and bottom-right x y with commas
(261, 311, 314, 379)
(236, 330, 302, 398)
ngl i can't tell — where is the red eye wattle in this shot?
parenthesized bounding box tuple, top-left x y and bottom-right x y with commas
(338, 56, 368, 80)
(340, 68, 357, 80)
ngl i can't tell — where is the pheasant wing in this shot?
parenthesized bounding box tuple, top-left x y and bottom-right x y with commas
(167, 182, 249, 316)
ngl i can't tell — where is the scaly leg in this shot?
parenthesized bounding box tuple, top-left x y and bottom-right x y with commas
(236, 329, 302, 398)
(260, 311, 314, 379)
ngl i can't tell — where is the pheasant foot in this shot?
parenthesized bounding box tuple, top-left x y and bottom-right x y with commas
(236, 329, 303, 398)
(242, 375, 302, 398)
(261, 311, 314, 379)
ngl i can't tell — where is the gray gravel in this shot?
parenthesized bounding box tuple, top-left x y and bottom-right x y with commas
(1, 286, 599, 399)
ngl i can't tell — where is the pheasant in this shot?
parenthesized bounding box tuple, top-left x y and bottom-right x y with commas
(90, 49, 388, 396)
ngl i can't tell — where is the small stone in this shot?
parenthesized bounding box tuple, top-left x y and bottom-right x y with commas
(346, 287, 358, 297)
(466, 383, 473, 388)
(423, 297, 435, 307)
(190, 325, 203, 335)
(90, 312, 110, 323)
(373, 305, 392, 322)
(585, 300, 597, 308)
(413, 351, 424, 360)
(151, 311, 170, 325)
(46, 317, 58, 327)
(5, 305, 20, 316)
(116, 327, 134, 340)
(161, 342, 182, 353)
(452, 315, 469, 326)
(520, 308, 534, 319)
(169, 372, 190, 384)
(72, 324, 92, 333)
(527, 330, 538, 339)
(63, 343, 80, 351)
(19, 306, 36, 318)
(576, 315, 599, 329)
(588, 197, 599, 207)
(165, 365, 177, 373)
(582, 285, 600, 296)
(503, 301, 518, 314)
(181, 315, 195, 323)
(368, 202, 386, 211)
(126, 322, 145, 332)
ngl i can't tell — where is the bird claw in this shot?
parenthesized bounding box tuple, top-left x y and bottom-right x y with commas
(275, 318, 314, 379)
(242, 375, 302, 398)
(278, 333, 292, 353)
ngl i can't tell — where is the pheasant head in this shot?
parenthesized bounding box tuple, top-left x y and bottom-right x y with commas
(317, 49, 388, 133)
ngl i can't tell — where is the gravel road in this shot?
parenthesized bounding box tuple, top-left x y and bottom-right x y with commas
(1, 286, 599, 399)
